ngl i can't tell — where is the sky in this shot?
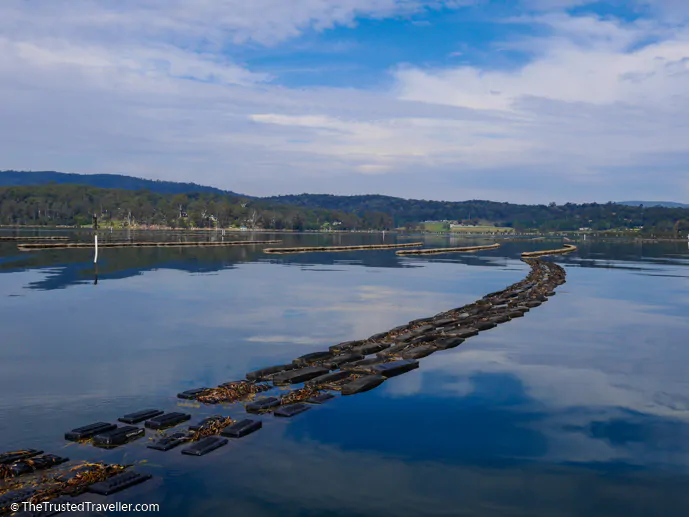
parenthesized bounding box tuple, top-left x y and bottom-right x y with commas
(1, 0, 688, 203)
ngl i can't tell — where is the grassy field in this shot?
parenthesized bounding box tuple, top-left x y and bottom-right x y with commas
(451, 226, 514, 234)
(422, 222, 447, 232)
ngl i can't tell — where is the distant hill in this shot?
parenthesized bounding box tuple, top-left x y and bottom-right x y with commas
(0, 184, 381, 230)
(617, 201, 689, 208)
(3, 170, 689, 234)
(264, 193, 545, 227)
(264, 193, 689, 231)
(0, 170, 244, 197)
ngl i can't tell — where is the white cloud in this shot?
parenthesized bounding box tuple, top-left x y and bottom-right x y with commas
(0, 1, 688, 202)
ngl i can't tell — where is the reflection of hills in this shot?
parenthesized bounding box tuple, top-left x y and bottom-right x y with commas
(2, 246, 508, 291)
(1, 238, 688, 291)
(553, 241, 689, 271)
(0, 247, 246, 290)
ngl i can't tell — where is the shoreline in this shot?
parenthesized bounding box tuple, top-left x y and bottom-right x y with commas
(1, 225, 687, 242)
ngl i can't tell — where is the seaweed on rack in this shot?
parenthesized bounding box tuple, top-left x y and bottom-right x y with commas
(196, 381, 271, 405)
(320, 373, 367, 392)
(0, 455, 68, 480)
(1, 462, 128, 512)
(278, 386, 324, 405)
(190, 417, 235, 441)
(150, 415, 236, 448)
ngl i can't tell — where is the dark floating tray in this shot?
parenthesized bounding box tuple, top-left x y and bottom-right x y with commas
(93, 426, 145, 448)
(274, 404, 311, 418)
(446, 328, 479, 339)
(410, 333, 439, 344)
(177, 388, 211, 400)
(307, 392, 335, 404)
(396, 331, 416, 342)
(87, 470, 152, 496)
(246, 363, 298, 381)
(401, 345, 436, 359)
(475, 321, 498, 331)
(0, 449, 43, 465)
(0, 488, 36, 512)
(147, 432, 191, 451)
(292, 351, 333, 365)
(408, 317, 434, 326)
(219, 379, 247, 388)
(272, 366, 330, 386)
(434, 337, 465, 350)
(351, 343, 389, 355)
(341, 375, 386, 396)
(328, 340, 364, 353)
(377, 343, 410, 357)
(246, 397, 281, 414)
(118, 409, 164, 425)
(144, 412, 191, 430)
(373, 360, 419, 378)
(8, 454, 69, 477)
(181, 436, 228, 456)
(323, 353, 364, 369)
(221, 419, 262, 438)
(65, 422, 117, 442)
(507, 310, 525, 318)
(346, 357, 385, 368)
(306, 370, 353, 386)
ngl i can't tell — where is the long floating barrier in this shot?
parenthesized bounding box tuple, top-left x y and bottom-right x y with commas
(263, 242, 424, 254)
(521, 243, 577, 257)
(1, 257, 567, 506)
(395, 243, 500, 255)
(0, 236, 69, 241)
(16, 240, 281, 251)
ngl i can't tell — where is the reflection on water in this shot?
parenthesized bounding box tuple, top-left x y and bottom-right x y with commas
(0, 233, 688, 516)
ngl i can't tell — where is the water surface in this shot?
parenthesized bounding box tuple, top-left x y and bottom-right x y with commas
(1, 232, 688, 516)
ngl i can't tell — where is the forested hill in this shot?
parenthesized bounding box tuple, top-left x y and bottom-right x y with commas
(264, 194, 689, 232)
(0, 185, 392, 230)
(2, 172, 689, 234)
(618, 201, 689, 208)
(0, 170, 241, 197)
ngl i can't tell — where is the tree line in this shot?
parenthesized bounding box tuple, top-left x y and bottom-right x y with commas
(0, 185, 394, 230)
(266, 194, 689, 235)
(1, 185, 689, 235)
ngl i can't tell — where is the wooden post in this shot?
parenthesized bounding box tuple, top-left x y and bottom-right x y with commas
(93, 214, 99, 264)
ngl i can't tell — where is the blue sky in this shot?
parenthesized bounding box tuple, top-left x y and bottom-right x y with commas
(0, 0, 688, 203)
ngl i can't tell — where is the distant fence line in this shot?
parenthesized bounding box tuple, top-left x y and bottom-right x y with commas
(521, 244, 577, 257)
(263, 242, 424, 254)
(396, 243, 501, 255)
(17, 240, 281, 251)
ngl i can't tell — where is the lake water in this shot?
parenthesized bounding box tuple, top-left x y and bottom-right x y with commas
(1, 232, 689, 517)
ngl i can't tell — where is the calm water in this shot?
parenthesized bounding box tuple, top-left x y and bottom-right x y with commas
(1, 232, 689, 517)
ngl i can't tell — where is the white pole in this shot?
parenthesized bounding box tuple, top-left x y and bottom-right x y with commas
(94, 234, 99, 264)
